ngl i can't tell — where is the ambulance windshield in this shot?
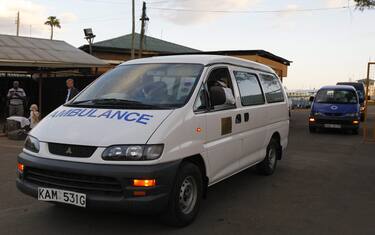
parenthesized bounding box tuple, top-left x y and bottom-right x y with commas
(69, 63, 204, 109)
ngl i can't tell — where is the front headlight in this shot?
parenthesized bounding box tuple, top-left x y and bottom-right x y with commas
(313, 112, 324, 116)
(24, 136, 40, 153)
(360, 106, 365, 112)
(102, 145, 164, 161)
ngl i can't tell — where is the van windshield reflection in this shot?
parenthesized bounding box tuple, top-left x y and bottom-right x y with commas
(68, 63, 204, 109)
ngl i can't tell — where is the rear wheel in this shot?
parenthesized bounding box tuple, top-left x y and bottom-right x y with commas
(257, 138, 279, 175)
(161, 162, 203, 227)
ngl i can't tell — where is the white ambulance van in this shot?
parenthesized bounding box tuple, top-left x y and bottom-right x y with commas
(17, 55, 289, 226)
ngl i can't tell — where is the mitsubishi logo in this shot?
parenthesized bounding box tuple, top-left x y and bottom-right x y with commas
(330, 105, 338, 110)
(65, 147, 73, 155)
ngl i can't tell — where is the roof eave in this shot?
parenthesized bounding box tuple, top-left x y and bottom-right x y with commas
(0, 60, 108, 68)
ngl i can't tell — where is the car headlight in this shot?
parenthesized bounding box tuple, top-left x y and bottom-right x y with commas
(360, 106, 365, 112)
(24, 136, 40, 153)
(345, 113, 359, 117)
(102, 145, 164, 161)
(313, 112, 324, 116)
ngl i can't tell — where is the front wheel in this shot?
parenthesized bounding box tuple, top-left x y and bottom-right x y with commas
(351, 128, 359, 135)
(309, 126, 317, 133)
(161, 162, 203, 227)
(257, 138, 279, 175)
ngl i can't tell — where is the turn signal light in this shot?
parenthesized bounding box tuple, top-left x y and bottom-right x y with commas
(17, 163, 24, 173)
(309, 117, 315, 122)
(133, 191, 146, 197)
(133, 179, 156, 187)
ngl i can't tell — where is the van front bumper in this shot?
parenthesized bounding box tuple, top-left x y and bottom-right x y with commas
(309, 115, 360, 130)
(16, 152, 180, 214)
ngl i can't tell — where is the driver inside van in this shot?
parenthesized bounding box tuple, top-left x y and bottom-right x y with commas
(209, 76, 236, 107)
(215, 78, 235, 105)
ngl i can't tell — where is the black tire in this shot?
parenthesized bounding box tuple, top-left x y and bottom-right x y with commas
(360, 112, 365, 122)
(161, 162, 203, 227)
(309, 126, 316, 133)
(352, 128, 359, 135)
(257, 138, 279, 176)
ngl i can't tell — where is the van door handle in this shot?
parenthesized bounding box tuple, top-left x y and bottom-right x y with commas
(235, 114, 242, 124)
(244, 113, 249, 122)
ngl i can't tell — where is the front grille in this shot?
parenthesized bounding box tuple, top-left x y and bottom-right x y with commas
(24, 167, 123, 196)
(316, 119, 352, 125)
(322, 113, 344, 117)
(48, 143, 97, 158)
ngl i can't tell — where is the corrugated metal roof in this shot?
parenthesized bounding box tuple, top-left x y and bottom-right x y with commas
(0, 34, 107, 68)
(91, 33, 200, 54)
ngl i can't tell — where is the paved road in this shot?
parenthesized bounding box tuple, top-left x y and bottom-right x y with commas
(0, 108, 375, 235)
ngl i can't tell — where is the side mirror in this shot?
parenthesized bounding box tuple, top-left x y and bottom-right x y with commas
(309, 96, 314, 102)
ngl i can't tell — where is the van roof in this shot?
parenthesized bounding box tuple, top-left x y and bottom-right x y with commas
(336, 82, 365, 91)
(120, 54, 275, 74)
(320, 85, 357, 91)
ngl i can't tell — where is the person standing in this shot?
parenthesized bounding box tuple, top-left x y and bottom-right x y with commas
(29, 104, 40, 129)
(65, 79, 79, 103)
(7, 81, 26, 117)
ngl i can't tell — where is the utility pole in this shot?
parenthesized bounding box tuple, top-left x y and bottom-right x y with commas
(138, 1, 149, 58)
(16, 11, 20, 36)
(131, 0, 135, 59)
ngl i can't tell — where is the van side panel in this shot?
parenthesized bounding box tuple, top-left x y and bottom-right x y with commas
(146, 107, 211, 177)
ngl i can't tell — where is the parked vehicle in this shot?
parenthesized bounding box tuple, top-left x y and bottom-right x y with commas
(309, 85, 360, 134)
(336, 82, 366, 121)
(16, 55, 289, 226)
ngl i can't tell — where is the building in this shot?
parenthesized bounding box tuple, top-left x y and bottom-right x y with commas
(80, 33, 200, 73)
(172, 50, 291, 81)
(358, 79, 375, 99)
(80, 33, 291, 80)
(0, 34, 107, 120)
(286, 89, 316, 109)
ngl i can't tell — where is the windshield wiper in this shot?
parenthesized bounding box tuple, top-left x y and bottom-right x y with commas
(92, 98, 157, 107)
(68, 98, 168, 109)
(68, 99, 94, 105)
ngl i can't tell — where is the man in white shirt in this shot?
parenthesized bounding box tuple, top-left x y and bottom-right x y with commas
(7, 81, 26, 117)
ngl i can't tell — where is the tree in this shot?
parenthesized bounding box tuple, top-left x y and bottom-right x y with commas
(354, 0, 375, 10)
(44, 16, 61, 40)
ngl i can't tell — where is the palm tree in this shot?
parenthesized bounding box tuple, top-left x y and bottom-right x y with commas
(44, 16, 61, 40)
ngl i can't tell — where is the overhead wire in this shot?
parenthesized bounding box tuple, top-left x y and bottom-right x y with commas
(148, 5, 353, 14)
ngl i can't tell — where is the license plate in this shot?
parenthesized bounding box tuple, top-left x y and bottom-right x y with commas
(38, 188, 86, 208)
(324, 124, 341, 129)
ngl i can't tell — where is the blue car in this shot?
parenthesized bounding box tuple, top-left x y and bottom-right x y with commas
(309, 85, 360, 134)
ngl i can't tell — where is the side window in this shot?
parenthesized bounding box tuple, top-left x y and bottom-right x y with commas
(206, 67, 236, 110)
(259, 74, 285, 103)
(234, 71, 265, 106)
(193, 85, 208, 112)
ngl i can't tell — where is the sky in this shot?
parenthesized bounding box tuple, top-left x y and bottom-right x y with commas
(0, 0, 374, 90)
